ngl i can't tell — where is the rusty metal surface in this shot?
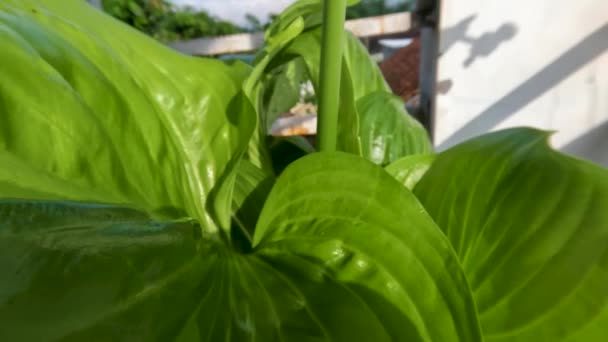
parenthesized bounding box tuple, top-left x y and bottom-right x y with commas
(380, 37, 421, 101)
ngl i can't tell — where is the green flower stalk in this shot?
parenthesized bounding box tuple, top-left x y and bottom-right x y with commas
(317, 0, 348, 152)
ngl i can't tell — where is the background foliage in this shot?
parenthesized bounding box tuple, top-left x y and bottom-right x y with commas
(347, 0, 412, 20)
(101, 0, 245, 41)
(99, 0, 413, 41)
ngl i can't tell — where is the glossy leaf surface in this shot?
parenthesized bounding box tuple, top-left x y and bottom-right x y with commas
(358, 92, 432, 165)
(258, 58, 310, 131)
(252, 152, 482, 342)
(249, 0, 431, 162)
(415, 128, 608, 341)
(0, 153, 483, 342)
(0, 0, 255, 233)
(231, 160, 274, 249)
(0, 2, 481, 341)
(0, 201, 205, 341)
(386, 154, 436, 190)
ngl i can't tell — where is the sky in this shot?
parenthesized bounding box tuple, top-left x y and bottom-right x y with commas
(170, 0, 405, 26)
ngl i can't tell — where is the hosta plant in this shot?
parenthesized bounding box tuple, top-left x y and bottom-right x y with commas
(0, 0, 607, 341)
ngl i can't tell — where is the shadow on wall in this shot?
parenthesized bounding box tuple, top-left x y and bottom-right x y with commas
(562, 120, 608, 167)
(440, 14, 518, 68)
(438, 23, 608, 151)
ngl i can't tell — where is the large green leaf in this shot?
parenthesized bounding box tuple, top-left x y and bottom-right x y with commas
(414, 128, 608, 341)
(258, 57, 310, 132)
(249, 0, 432, 163)
(267, 135, 315, 175)
(0, 153, 482, 341)
(358, 92, 432, 165)
(264, 0, 361, 38)
(276, 28, 372, 156)
(231, 160, 274, 251)
(0, 1, 478, 341)
(0, 0, 255, 233)
(0, 201, 207, 341)
(252, 152, 482, 342)
(386, 154, 436, 190)
(242, 7, 307, 175)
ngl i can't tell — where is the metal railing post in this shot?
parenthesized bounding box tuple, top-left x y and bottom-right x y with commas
(413, 0, 440, 142)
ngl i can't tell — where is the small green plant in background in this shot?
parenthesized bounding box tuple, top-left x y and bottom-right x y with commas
(100, 0, 415, 42)
(101, 0, 245, 41)
(346, 0, 413, 19)
(0, 1, 607, 341)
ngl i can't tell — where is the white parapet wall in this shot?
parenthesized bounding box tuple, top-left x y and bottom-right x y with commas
(435, 0, 608, 166)
(169, 12, 412, 56)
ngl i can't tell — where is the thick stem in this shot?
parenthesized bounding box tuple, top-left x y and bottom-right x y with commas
(317, 0, 347, 152)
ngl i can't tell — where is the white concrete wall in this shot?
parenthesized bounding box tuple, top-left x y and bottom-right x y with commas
(435, 0, 608, 166)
